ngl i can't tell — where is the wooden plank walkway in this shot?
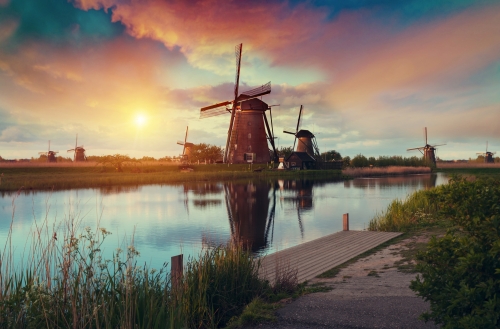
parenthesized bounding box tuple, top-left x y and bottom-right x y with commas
(259, 230, 402, 283)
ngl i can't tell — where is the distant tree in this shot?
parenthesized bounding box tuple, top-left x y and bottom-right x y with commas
(190, 144, 224, 163)
(342, 156, 351, 168)
(350, 154, 369, 167)
(475, 155, 485, 163)
(321, 150, 342, 161)
(278, 146, 294, 159)
(158, 156, 174, 162)
(368, 156, 376, 166)
(56, 156, 73, 162)
(95, 154, 140, 172)
(140, 156, 156, 162)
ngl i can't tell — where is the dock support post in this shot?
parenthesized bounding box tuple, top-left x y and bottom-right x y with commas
(343, 213, 349, 231)
(171, 254, 183, 287)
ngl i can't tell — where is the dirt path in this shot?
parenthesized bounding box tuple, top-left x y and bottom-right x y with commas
(246, 233, 439, 329)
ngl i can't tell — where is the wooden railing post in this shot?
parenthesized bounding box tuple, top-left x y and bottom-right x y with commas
(171, 254, 183, 287)
(343, 213, 349, 231)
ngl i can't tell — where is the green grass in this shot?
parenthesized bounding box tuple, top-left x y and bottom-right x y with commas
(0, 163, 343, 192)
(436, 167, 500, 178)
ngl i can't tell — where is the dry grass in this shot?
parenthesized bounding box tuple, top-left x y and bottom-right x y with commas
(437, 162, 500, 169)
(343, 166, 431, 178)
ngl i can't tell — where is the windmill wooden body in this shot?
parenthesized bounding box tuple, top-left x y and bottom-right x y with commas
(283, 105, 320, 159)
(39, 140, 58, 162)
(407, 127, 445, 165)
(67, 134, 87, 162)
(199, 44, 278, 164)
(477, 142, 496, 163)
(177, 126, 194, 163)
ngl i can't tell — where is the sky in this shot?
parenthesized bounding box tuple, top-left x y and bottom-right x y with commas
(0, 0, 499, 160)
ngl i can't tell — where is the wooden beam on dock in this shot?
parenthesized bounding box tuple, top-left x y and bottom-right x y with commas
(259, 231, 401, 283)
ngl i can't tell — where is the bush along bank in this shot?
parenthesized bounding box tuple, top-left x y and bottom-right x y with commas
(370, 176, 500, 328)
(0, 222, 300, 329)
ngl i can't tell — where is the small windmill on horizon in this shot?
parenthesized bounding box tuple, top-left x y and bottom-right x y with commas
(67, 134, 87, 162)
(39, 140, 58, 163)
(177, 126, 194, 163)
(283, 105, 320, 159)
(407, 127, 445, 165)
(476, 141, 496, 163)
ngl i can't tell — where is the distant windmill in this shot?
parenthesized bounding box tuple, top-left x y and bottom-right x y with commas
(39, 140, 58, 163)
(476, 141, 496, 163)
(177, 126, 194, 163)
(199, 43, 278, 164)
(67, 134, 87, 162)
(283, 105, 320, 158)
(407, 127, 445, 165)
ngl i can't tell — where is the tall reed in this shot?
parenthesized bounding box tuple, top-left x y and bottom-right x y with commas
(368, 187, 441, 232)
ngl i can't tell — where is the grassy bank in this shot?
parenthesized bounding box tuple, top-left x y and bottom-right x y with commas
(0, 215, 302, 328)
(0, 163, 343, 192)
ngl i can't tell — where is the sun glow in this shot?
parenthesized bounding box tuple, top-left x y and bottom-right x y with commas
(134, 113, 147, 127)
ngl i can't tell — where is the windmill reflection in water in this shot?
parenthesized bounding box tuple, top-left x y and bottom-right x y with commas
(189, 180, 320, 254)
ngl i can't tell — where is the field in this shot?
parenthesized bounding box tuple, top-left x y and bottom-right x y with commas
(0, 162, 343, 192)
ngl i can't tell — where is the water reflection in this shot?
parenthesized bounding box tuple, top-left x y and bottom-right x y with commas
(344, 174, 438, 190)
(0, 173, 448, 269)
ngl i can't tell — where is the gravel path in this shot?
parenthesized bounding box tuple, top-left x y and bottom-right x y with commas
(245, 235, 439, 329)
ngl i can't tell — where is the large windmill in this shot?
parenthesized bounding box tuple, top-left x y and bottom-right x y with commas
(476, 142, 496, 163)
(407, 127, 445, 165)
(177, 126, 194, 163)
(39, 140, 58, 163)
(67, 134, 87, 162)
(199, 43, 278, 164)
(283, 105, 320, 158)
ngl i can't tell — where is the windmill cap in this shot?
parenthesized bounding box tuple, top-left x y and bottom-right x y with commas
(296, 129, 315, 138)
(239, 98, 268, 111)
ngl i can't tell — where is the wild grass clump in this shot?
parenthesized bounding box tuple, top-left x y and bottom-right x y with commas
(177, 244, 264, 328)
(369, 188, 442, 232)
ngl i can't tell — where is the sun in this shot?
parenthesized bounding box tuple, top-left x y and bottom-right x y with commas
(134, 113, 147, 127)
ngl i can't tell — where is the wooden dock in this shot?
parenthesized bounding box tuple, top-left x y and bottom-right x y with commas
(259, 230, 402, 283)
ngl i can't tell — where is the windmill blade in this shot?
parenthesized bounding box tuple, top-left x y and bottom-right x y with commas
(223, 43, 243, 163)
(407, 147, 425, 151)
(236, 82, 271, 102)
(184, 126, 189, 144)
(39, 152, 48, 155)
(486, 141, 488, 153)
(424, 127, 427, 145)
(430, 144, 446, 148)
(283, 129, 297, 135)
(296, 105, 303, 133)
(67, 149, 75, 152)
(200, 101, 233, 116)
(476, 152, 486, 155)
(177, 141, 185, 146)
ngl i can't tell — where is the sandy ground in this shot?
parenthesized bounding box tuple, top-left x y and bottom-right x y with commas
(246, 234, 439, 329)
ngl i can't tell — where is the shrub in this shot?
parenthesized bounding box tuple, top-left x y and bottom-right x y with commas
(410, 176, 500, 328)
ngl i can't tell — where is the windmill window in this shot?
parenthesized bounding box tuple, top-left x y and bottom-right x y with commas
(247, 145, 252, 151)
(248, 133, 251, 139)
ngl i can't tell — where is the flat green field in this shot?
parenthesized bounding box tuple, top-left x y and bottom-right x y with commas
(0, 163, 343, 192)
(436, 167, 500, 178)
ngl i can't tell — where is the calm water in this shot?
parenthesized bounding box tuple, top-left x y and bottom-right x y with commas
(0, 173, 447, 269)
